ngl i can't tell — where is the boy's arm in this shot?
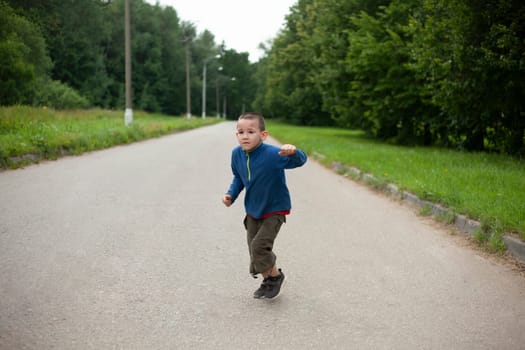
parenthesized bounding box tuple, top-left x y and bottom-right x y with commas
(224, 162, 244, 206)
(278, 144, 298, 156)
(222, 194, 233, 207)
(278, 144, 307, 168)
(226, 174, 243, 202)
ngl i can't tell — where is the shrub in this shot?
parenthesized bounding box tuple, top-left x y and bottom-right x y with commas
(33, 79, 90, 109)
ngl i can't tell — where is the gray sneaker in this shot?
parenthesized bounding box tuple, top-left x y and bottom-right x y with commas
(264, 269, 285, 299)
(253, 277, 270, 299)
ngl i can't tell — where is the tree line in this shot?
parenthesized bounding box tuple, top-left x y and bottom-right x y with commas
(1, 0, 254, 117)
(254, 0, 525, 155)
(2, 0, 524, 155)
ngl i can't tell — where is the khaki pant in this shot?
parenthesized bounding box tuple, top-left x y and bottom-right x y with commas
(243, 214, 286, 276)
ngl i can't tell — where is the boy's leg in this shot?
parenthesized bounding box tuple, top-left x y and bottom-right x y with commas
(243, 215, 260, 277)
(244, 215, 266, 298)
(248, 215, 285, 274)
(244, 215, 286, 299)
(262, 265, 280, 278)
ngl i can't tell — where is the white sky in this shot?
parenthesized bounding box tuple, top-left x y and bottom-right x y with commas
(146, 0, 297, 62)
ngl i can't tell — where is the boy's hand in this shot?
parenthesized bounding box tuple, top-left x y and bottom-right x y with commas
(222, 194, 232, 207)
(278, 144, 297, 156)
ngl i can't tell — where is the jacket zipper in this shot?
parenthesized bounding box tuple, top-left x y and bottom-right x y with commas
(245, 151, 251, 182)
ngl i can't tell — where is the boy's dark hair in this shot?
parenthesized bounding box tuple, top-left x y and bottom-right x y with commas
(238, 112, 266, 131)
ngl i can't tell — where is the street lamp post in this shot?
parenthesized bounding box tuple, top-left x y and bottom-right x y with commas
(215, 78, 220, 118)
(222, 77, 236, 119)
(201, 55, 219, 119)
(223, 95, 227, 119)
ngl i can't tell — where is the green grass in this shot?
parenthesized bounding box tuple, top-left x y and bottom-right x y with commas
(0, 106, 221, 169)
(267, 122, 525, 240)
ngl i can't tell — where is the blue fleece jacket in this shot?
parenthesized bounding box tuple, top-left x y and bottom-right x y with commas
(226, 142, 307, 219)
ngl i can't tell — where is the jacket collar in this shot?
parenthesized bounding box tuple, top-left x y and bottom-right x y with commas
(245, 142, 264, 154)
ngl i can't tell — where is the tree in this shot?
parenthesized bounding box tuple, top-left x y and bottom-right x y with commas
(218, 49, 254, 118)
(258, 0, 328, 124)
(305, 0, 390, 126)
(410, 0, 525, 153)
(344, 0, 431, 144)
(0, 1, 51, 105)
(156, 5, 185, 115)
(42, 0, 111, 106)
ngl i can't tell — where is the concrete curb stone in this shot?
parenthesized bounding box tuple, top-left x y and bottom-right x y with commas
(504, 235, 525, 262)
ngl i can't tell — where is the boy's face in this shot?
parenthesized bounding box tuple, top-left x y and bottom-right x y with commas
(236, 118, 268, 151)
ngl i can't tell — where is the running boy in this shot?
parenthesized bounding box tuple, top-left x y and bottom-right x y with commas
(222, 112, 307, 299)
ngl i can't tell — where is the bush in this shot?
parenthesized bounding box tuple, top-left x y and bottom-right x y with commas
(33, 79, 90, 109)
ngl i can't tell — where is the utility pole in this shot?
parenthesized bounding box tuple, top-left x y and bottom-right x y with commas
(202, 61, 207, 119)
(124, 0, 133, 126)
(184, 35, 191, 118)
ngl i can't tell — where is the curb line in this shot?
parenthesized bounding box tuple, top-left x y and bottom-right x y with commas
(312, 152, 525, 265)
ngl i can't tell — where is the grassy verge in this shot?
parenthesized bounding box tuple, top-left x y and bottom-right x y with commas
(267, 122, 525, 241)
(0, 106, 221, 169)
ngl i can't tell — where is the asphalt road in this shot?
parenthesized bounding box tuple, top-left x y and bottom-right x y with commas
(1, 121, 525, 350)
